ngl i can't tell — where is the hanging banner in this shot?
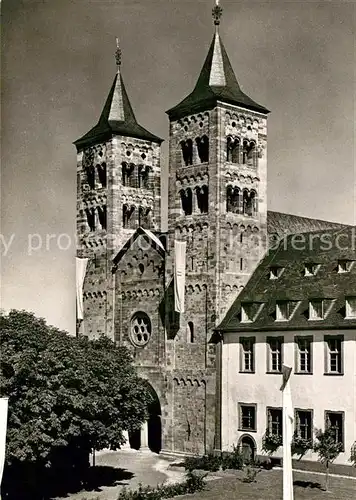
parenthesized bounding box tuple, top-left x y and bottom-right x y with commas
(281, 365, 294, 500)
(0, 397, 9, 487)
(76, 257, 89, 320)
(174, 240, 186, 313)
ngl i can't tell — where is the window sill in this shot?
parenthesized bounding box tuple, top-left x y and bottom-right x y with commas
(266, 371, 283, 375)
(239, 370, 256, 374)
(295, 371, 313, 375)
(324, 372, 344, 376)
(238, 428, 257, 433)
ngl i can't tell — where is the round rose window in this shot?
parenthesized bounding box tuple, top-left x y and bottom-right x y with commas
(130, 312, 152, 347)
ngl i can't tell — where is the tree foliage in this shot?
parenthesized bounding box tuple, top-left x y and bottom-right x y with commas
(313, 427, 343, 491)
(0, 310, 152, 467)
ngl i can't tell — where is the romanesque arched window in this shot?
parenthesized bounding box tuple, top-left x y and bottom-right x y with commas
(181, 139, 193, 166)
(180, 188, 193, 215)
(85, 166, 95, 189)
(97, 163, 107, 187)
(187, 322, 194, 343)
(243, 190, 257, 217)
(196, 185, 209, 213)
(138, 165, 150, 189)
(123, 204, 135, 229)
(138, 206, 151, 228)
(242, 140, 249, 164)
(246, 141, 256, 167)
(122, 162, 136, 187)
(85, 207, 96, 231)
(227, 137, 240, 163)
(97, 205, 107, 230)
(196, 135, 209, 163)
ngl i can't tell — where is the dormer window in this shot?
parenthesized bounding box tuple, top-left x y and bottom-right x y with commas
(309, 299, 324, 320)
(338, 260, 353, 273)
(304, 263, 320, 276)
(241, 303, 254, 323)
(345, 297, 356, 319)
(241, 302, 263, 323)
(276, 301, 290, 321)
(269, 266, 284, 280)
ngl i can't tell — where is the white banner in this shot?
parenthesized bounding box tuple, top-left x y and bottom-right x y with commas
(0, 397, 9, 487)
(174, 240, 186, 313)
(281, 365, 294, 500)
(76, 257, 89, 320)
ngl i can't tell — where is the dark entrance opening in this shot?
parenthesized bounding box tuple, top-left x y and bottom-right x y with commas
(240, 435, 256, 464)
(129, 429, 141, 450)
(147, 383, 162, 453)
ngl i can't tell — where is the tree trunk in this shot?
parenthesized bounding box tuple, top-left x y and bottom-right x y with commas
(325, 461, 330, 491)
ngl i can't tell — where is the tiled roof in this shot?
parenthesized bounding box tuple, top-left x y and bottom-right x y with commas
(166, 32, 269, 120)
(267, 211, 349, 238)
(74, 72, 163, 151)
(218, 226, 356, 333)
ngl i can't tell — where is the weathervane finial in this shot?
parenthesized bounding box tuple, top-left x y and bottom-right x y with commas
(115, 37, 122, 67)
(212, 0, 223, 27)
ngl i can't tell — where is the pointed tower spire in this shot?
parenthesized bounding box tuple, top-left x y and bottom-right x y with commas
(74, 38, 162, 150)
(167, 0, 268, 119)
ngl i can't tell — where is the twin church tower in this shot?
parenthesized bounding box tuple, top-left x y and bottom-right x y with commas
(75, 3, 269, 454)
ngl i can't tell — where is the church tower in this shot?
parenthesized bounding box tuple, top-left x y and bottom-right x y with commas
(164, 2, 269, 453)
(75, 42, 163, 340)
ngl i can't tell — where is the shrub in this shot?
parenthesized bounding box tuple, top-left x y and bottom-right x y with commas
(116, 470, 206, 500)
(184, 453, 220, 472)
(291, 434, 313, 459)
(242, 466, 259, 483)
(262, 432, 283, 455)
(350, 441, 356, 467)
(254, 456, 273, 470)
(221, 445, 244, 470)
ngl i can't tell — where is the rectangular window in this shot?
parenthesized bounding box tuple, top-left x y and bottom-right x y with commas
(325, 335, 343, 374)
(309, 299, 324, 320)
(295, 336, 312, 374)
(267, 337, 283, 373)
(239, 403, 257, 431)
(240, 337, 255, 372)
(325, 411, 344, 449)
(295, 410, 313, 440)
(346, 297, 356, 318)
(267, 408, 282, 437)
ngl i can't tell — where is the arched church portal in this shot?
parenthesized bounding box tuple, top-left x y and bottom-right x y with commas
(129, 382, 162, 453)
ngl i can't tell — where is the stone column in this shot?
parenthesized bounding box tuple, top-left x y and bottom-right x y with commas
(121, 430, 131, 450)
(140, 421, 150, 452)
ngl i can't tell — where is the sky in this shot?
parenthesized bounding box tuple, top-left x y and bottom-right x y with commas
(1, 0, 355, 333)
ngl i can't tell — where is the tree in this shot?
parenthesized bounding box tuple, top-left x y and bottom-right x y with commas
(0, 310, 152, 496)
(313, 427, 343, 491)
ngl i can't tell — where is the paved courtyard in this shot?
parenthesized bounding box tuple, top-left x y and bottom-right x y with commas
(56, 449, 184, 500)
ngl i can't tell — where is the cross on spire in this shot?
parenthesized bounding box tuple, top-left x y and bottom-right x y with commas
(212, 0, 223, 26)
(115, 37, 122, 66)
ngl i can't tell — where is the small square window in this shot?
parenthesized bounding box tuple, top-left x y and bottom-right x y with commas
(345, 297, 356, 319)
(325, 411, 344, 450)
(304, 263, 320, 276)
(295, 410, 313, 440)
(239, 403, 257, 431)
(338, 260, 353, 273)
(267, 337, 283, 373)
(325, 335, 343, 374)
(309, 299, 324, 320)
(240, 337, 255, 372)
(295, 336, 312, 374)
